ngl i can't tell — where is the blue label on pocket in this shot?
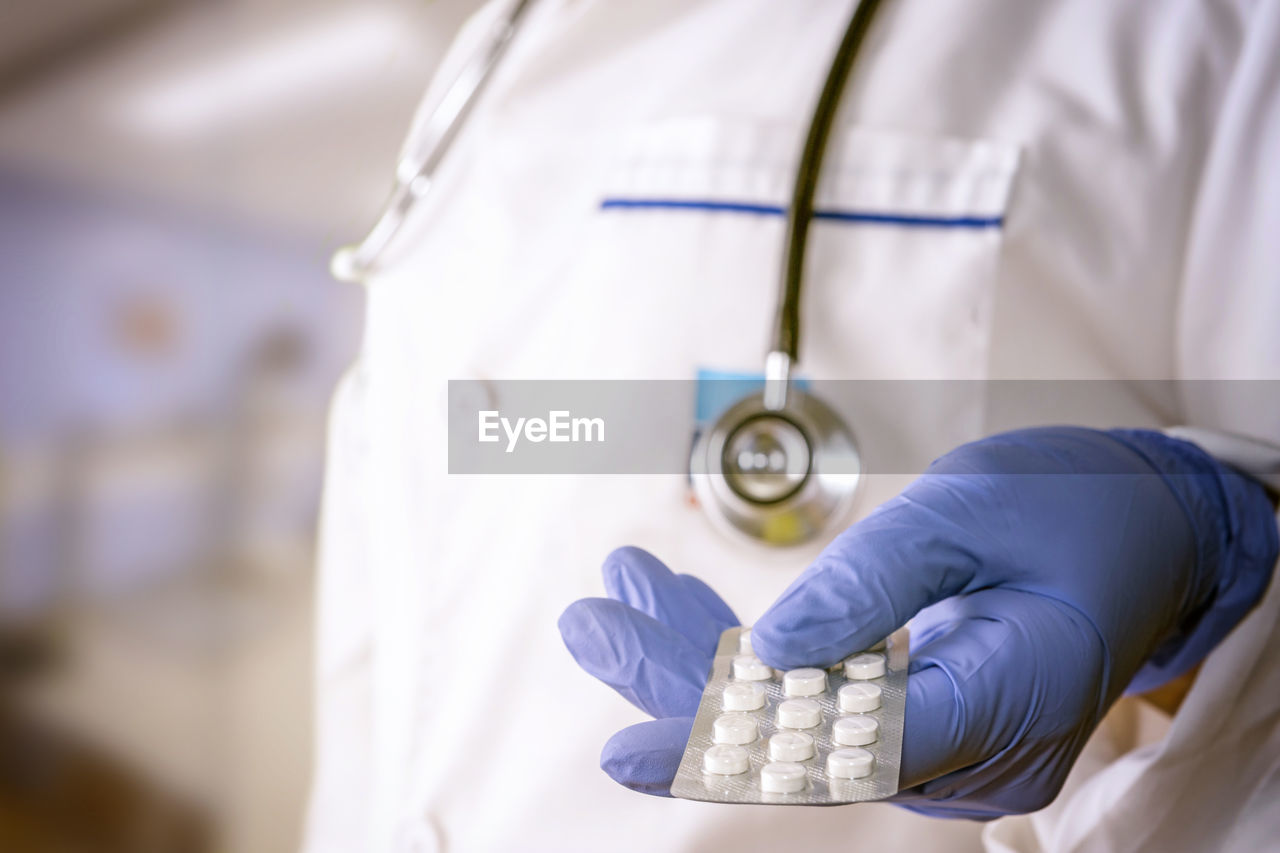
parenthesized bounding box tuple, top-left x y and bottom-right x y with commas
(694, 368, 810, 427)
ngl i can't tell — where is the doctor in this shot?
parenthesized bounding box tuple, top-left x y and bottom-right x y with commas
(305, 1, 1280, 851)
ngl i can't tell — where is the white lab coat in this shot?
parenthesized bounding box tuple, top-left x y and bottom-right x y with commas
(304, 1, 1280, 850)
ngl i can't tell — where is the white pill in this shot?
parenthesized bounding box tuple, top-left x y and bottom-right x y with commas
(722, 681, 766, 712)
(703, 744, 750, 775)
(712, 713, 759, 745)
(768, 731, 815, 762)
(838, 681, 882, 713)
(844, 652, 886, 680)
(760, 761, 808, 794)
(832, 714, 879, 746)
(827, 747, 875, 779)
(783, 667, 827, 697)
(738, 627, 754, 655)
(776, 698, 822, 729)
(733, 655, 772, 681)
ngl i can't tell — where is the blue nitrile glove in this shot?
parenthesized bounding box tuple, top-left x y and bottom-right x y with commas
(557, 546, 739, 795)
(558, 427, 1277, 815)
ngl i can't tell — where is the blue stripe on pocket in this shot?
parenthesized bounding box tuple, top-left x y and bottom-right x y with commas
(599, 198, 1002, 229)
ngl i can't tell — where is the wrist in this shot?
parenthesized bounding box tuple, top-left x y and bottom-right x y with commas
(1107, 428, 1279, 693)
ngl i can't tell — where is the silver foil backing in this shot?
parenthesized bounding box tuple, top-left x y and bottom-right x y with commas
(671, 625, 908, 805)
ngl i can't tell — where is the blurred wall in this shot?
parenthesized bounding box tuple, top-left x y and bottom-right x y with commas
(0, 1, 484, 850)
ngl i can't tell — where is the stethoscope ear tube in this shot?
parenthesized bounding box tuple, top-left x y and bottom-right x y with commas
(773, 0, 884, 363)
(332, 0, 538, 283)
(337, 0, 881, 547)
(698, 0, 883, 546)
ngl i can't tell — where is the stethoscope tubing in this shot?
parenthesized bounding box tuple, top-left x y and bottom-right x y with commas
(336, 0, 888, 546)
(332, 0, 537, 282)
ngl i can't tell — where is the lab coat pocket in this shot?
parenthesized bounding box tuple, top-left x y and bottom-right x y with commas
(585, 117, 1020, 383)
(804, 128, 1019, 381)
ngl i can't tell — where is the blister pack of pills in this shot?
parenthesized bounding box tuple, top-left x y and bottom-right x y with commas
(671, 625, 908, 805)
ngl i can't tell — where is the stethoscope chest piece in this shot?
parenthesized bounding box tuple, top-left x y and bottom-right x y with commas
(691, 389, 861, 547)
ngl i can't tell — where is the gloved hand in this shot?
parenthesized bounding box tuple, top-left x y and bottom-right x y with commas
(558, 427, 1277, 816)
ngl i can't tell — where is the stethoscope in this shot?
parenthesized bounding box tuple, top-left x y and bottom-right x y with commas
(333, 0, 886, 547)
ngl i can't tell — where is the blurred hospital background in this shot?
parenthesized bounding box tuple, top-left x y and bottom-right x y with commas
(0, 1, 480, 849)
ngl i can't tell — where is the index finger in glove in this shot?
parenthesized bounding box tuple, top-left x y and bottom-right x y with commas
(558, 597, 710, 719)
(602, 546, 738, 653)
